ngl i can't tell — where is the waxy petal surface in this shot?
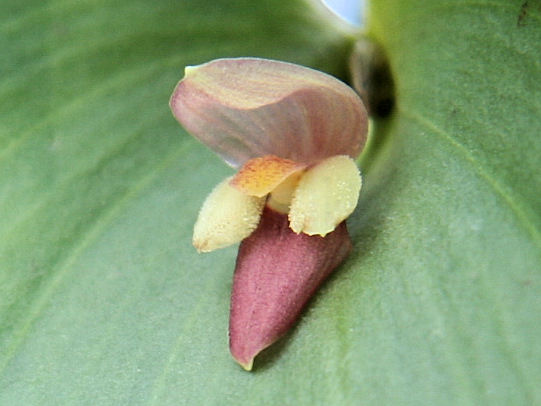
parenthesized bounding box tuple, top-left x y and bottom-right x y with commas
(289, 155, 362, 236)
(229, 155, 305, 197)
(170, 58, 368, 168)
(229, 207, 352, 370)
(193, 177, 265, 252)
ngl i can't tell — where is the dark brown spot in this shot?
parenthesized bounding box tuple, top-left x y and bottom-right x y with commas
(517, 1, 530, 27)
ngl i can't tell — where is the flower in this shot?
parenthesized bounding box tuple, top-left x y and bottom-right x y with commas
(170, 58, 368, 370)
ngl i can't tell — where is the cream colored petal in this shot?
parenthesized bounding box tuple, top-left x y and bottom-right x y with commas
(193, 177, 265, 252)
(289, 155, 361, 236)
(170, 58, 368, 168)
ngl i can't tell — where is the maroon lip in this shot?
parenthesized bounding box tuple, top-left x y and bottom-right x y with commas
(229, 206, 352, 370)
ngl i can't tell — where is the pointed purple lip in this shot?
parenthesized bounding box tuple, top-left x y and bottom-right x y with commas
(168, 58, 369, 370)
(229, 206, 352, 370)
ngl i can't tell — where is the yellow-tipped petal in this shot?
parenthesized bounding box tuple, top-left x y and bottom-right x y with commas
(229, 155, 305, 197)
(289, 155, 361, 236)
(193, 177, 265, 252)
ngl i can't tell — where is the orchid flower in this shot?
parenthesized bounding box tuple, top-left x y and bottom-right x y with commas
(170, 58, 368, 370)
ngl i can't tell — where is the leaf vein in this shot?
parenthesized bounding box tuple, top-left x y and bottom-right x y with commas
(400, 107, 541, 249)
(0, 141, 193, 375)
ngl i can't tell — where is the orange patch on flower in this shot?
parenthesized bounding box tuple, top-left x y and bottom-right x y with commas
(230, 155, 305, 197)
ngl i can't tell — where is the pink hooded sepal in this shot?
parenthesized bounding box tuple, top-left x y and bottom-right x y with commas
(229, 207, 352, 370)
(170, 58, 368, 168)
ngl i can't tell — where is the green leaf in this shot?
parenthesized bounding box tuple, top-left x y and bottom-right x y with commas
(1, 0, 539, 405)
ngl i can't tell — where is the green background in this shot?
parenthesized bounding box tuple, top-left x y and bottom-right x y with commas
(1, 0, 539, 404)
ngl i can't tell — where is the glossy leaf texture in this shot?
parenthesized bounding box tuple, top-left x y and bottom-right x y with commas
(1, 0, 540, 405)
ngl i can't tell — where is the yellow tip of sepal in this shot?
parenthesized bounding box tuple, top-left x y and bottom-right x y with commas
(184, 65, 194, 75)
(237, 358, 254, 371)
